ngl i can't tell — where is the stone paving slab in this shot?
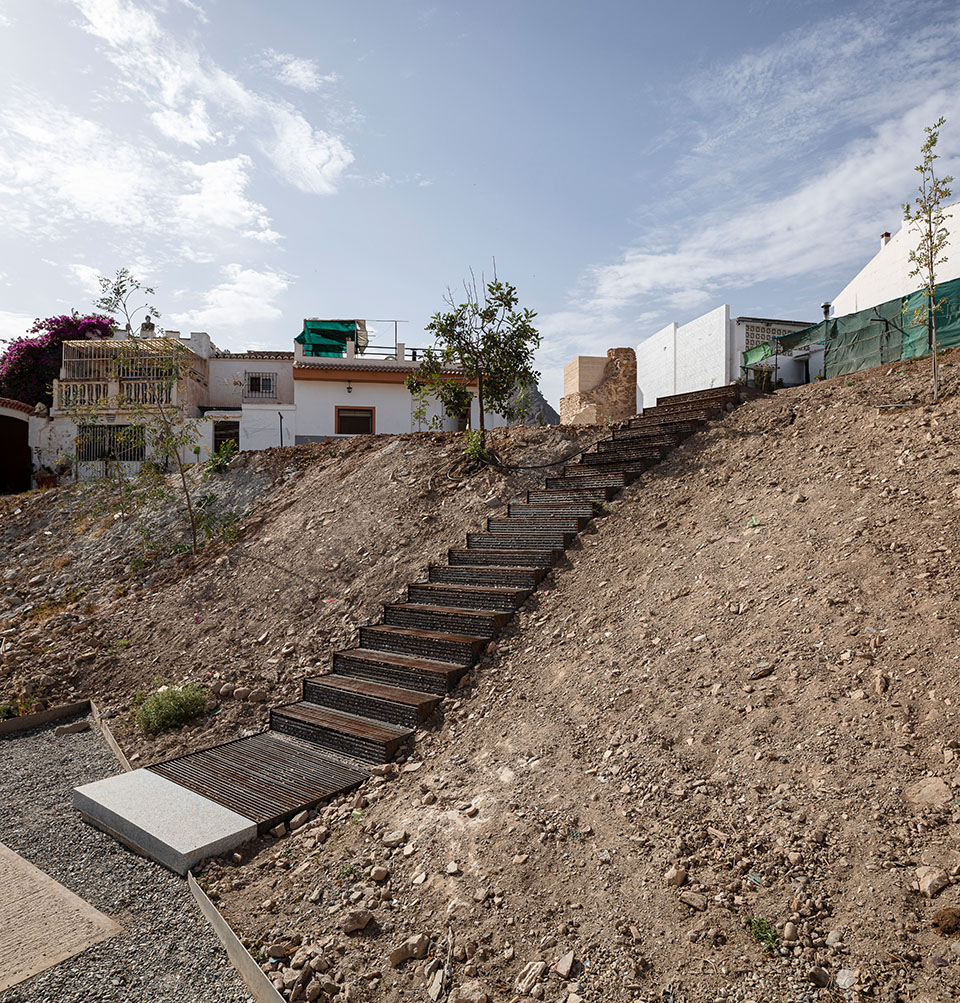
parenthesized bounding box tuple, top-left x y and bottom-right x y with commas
(72, 768, 257, 875)
(0, 840, 122, 991)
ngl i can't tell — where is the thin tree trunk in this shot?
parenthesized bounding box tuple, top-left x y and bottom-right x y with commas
(476, 373, 486, 449)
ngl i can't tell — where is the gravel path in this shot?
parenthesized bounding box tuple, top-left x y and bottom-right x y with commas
(0, 719, 254, 1003)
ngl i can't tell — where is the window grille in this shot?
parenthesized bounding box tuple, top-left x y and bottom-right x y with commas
(76, 424, 146, 462)
(245, 372, 277, 398)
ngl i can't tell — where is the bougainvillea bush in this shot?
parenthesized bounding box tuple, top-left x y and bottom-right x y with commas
(0, 312, 114, 407)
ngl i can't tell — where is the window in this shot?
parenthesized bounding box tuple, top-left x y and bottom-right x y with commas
(76, 424, 145, 462)
(213, 421, 240, 451)
(335, 407, 375, 435)
(245, 372, 277, 398)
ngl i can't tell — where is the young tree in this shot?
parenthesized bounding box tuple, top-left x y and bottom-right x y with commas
(94, 268, 160, 332)
(405, 269, 541, 451)
(93, 269, 202, 553)
(903, 116, 954, 404)
(0, 312, 113, 407)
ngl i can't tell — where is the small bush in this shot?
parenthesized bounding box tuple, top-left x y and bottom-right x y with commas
(204, 439, 237, 477)
(463, 429, 490, 463)
(134, 682, 208, 733)
(746, 916, 780, 951)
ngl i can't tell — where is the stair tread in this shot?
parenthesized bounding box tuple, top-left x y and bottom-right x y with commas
(436, 563, 544, 572)
(344, 642, 479, 669)
(449, 547, 559, 556)
(273, 701, 412, 740)
(411, 582, 523, 596)
(308, 674, 441, 707)
(387, 601, 507, 620)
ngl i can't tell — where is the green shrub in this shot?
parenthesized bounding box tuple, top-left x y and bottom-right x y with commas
(746, 916, 780, 951)
(463, 429, 490, 463)
(134, 682, 208, 733)
(204, 439, 237, 477)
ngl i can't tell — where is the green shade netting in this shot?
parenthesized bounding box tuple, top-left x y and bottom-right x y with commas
(901, 276, 960, 359)
(295, 320, 369, 357)
(742, 276, 960, 378)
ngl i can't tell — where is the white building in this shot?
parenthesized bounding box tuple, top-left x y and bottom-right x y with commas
(635, 305, 817, 408)
(830, 202, 960, 316)
(25, 318, 507, 484)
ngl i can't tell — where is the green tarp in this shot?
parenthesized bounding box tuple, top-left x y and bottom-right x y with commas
(742, 276, 960, 379)
(295, 319, 369, 357)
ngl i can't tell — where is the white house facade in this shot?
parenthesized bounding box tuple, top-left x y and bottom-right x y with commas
(635, 305, 817, 408)
(24, 318, 509, 485)
(830, 202, 960, 317)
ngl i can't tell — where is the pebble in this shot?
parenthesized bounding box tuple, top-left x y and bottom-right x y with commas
(0, 724, 250, 1002)
(382, 828, 408, 847)
(340, 909, 374, 934)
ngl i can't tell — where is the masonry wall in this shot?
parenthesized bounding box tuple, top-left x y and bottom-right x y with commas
(560, 349, 637, 425)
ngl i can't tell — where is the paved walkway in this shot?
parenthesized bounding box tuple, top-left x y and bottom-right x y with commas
(0, 841, 121, 991)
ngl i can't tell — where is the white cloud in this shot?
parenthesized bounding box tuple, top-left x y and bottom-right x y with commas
(543, 1, 960, 364)
(169, 264, 291, 327)
(263, 49, 336, 93)
(67, 263, 103, 296)
(0, 95, 279, 248)
(177, 156, 280, 242)
(0, 310, 34, 345)
(71, 0, 354, 195)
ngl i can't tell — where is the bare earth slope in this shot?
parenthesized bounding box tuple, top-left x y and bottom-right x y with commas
(2, 356, 960, 1002)
(201, 359, 959, 1003)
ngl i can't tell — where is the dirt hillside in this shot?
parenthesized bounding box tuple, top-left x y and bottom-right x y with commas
(3, 355, 960, 1003)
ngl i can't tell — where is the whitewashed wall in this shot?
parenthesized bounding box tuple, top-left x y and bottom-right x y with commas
(635, 305, 729, 409)
(831, 204, 960, 315)
(293, 379, 506, 439)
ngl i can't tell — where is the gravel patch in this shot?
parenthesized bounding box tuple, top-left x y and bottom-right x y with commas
(0, 719, 253, 1003)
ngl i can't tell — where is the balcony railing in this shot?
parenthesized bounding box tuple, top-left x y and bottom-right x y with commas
(120, 381, 173, 406)
(57, 382, 110, 409)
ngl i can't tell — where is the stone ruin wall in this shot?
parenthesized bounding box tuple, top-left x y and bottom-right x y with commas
(560, 348, 638, 425)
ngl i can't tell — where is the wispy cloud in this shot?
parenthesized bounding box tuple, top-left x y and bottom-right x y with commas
(537, 0, 960, 405)
(0, 310, 35, 345)
(168, 264, 292, 328)
(0, 95, 279, 249)
(71, 0, 354, 195)
(262, 49, 337, 93)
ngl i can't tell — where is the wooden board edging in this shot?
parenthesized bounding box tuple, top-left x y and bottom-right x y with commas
(187, 872, 284, 1003)
(89, 700, 132, 772)
(0, 700, 91, 736)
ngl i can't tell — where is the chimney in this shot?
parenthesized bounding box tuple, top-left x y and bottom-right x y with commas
(880, 231, 891, 249)
(820, 302, 831, 319)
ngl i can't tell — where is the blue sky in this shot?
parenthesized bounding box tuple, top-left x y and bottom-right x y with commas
(1, 0, 959, 407)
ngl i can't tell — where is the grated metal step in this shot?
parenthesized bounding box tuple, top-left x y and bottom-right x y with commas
(429, 564, 543, 590)
(466, 531, 574, 551)
(147, 731, 367, 834)
(407, 582, 527, 612)
(358, 625, 483, 667)
(271, 701, 411, 764)
(337, 641, 471, 698)
(449, 545, 559, 568)
(384, 602, 508, 639)
(303, 674, 440, 728)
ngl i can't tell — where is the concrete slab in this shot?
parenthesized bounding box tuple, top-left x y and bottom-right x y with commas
(0, 840, 121, 991)
(72, 769, 257, 875)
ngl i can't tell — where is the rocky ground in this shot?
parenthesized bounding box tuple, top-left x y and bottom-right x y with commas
(0, 424, 599, 763)
(3, 354, 960, 1002)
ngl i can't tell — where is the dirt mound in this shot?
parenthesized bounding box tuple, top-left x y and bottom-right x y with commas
(4, 353, 960, 1002)
(193, 355, 960, 1003)
(0, 424, 598, 762)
